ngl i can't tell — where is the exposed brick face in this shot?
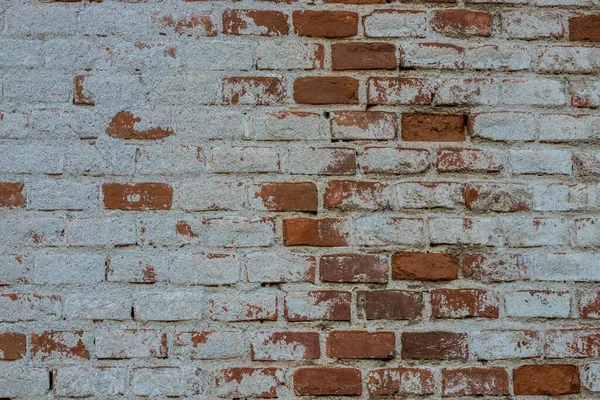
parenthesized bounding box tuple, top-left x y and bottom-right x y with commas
(3, 0, 597, 396)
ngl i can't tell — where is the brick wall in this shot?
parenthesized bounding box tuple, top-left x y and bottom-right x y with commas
(1, 0, 600, 397)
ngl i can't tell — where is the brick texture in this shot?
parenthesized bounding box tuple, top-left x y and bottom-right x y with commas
(0, 0, 597, 397)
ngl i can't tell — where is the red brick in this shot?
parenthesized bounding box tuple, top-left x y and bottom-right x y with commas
(294, 367, 362, 396)
(283, 218, 349, 247)
(331, 42, 397, 70)
(569, 16, 600, 42)
(357, 290, 423, 320)
(431, 9, 492, 37)
(367, 77, 431, 105)
(392, 252, 459, 281)
(321, 253, 388, 283)
(31, 331, 90, 360)
(402, 331, 468, 360)
(0, 332, 26, 360)
(368, 368, 435, 396)
(251, 332, 320, 361)
(73, 75, 94, 106)
(215, 367, 285, 398)
(293, 11, 358, 38)
(223, 10, 288, 36)
(254, 182, 317, 213)
(223, 77, 284, 105)
(102, 182, 173, 211)
(294, 76, 359, 105)
(513, 364, 580, 395)
(431, 289, 499, 319)
(402, 114, 466, 142)
(326, 330, 395, 359)
(106, 111, 173, 140)
(324, 180, 389, 211)
(443, 367, 509, 396)
(0, 182, 25, 208)
(436, 147, 504, 172)
(284, 290, 351, 321)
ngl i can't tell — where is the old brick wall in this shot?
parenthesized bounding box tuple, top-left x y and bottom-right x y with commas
(1, 0, 600, 397)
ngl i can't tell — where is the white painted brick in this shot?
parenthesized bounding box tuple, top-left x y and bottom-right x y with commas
(132, 367, 202, 397)
(505, 290, 571, 317)
(113, 41, 181, 72)
(465, 45, 531, 71)
(170, 253, 240, 285)
(359, 147, 430, 174)
(67, 217, 138, 247)
(31, 252, 105, 284)
(539, 114, 600, 142)
(0, 366, 48, 397)
(45, 39, 112, 71)
(256, 42, 323, 70)
(211, 146, 280, 173)
(0, 214, 66, 247)
(502, 216, 570, 247)
(95, 328, 166, 359)
(470, 112, 535, 141)
(7, 5, 76, 35)
(28, 179, 99, 211)
(532, 183, 600, 211)
(429, 217, 500, 246)
(584, 363, 600, 391)
(79, 4, 151, 37)
(4, 70, 71, 103)
(0, 254, 31, 285)
(136, 145, 205, 175)
(390, 182, 464, 210)
(354, 216, 426, 246)
(248, 111, 325, 141)
(288, 147, 356, 175)
(0, 39, 42, 67)
(534, 46, 598, 73)
(207, 293, 278, 321)
(0, 111, 30, 139)
(471, 330, 541, 360)
(502, 79, 566, 106)
(64, 141, 137, 176)
(184, 41, 255, 71)
(363, 10, 427, 38)
(174, 180, 246, 211)
(401, 43, 464, 69)
(54, 366, 127, 397)
(0, 144, 64, 174)
(510, 149, 572, 175)
(574, 218, 600, 247)
(570, 80, 600, 108)
(532, 252, 600, 281)
(146, 74, 220, 106)
(0, 293, 61, 322)
(246, 252, 316, 283)
(63, 291, 131, 321)
(204, 216, 275, 247)
(502, 12, 565, 39)
(134, 292, 204, 321)
(107, 249, 171, 283)
(433, 78, 499, 106)
(175, 330, 246, 359)
(172, 108, 246, 140)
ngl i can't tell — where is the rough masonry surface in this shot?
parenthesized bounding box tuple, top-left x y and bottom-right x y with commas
(1, 0, 600, 398)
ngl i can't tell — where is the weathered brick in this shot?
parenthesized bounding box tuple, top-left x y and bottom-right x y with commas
(469, 111, 535, 141)
(251, 332, 320, 361)
(400, 42, 465, 69)
(502, 12, 565, 39)
(256, 42, 324, 70)
(546, 329, 600, 357)
(251, 182, 318, 212)
(324, 180, 389, 211)
(368, 77, 431, 105)
(355, 216, 426, 246)
(208, 294, 277, 321)
(0, 332, 26, 360)
(0, 182, 25, 208)
(132, 367, 202, 397)
(431, 289, 499, 318)
(215, 367, 285, 398)
(465, 183, 531, 211)
(434, 78, 499, 105)
(471, 330, 541, 360)
(359, 147, 430, 174)
(246, 252, 316, 283)
(95, 328, 167, 359)
(54, 366, 127, 397)
(429, 217, 500, 246)
(285, 291, 351, 321)
(223, 10, 288, 36)
(368, 368, 435, 396)
(430, 9, 492, 37)
(442, 367, 509, 396)
(248, 111, 325, 141)
(437, 147, 504, 172)
(283, 218, 349, 246)
(31, 330, 90, 361)
(363, 10, 427, 38)
(463, 252, 531, 282)
(175, 331, 245, 360)
(321, 253, 388, 283)
(134, 292, 204, 321)
(569, 16, 600, 42)
(223, 76, 284, 105)
(211, 146, 280, 173)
